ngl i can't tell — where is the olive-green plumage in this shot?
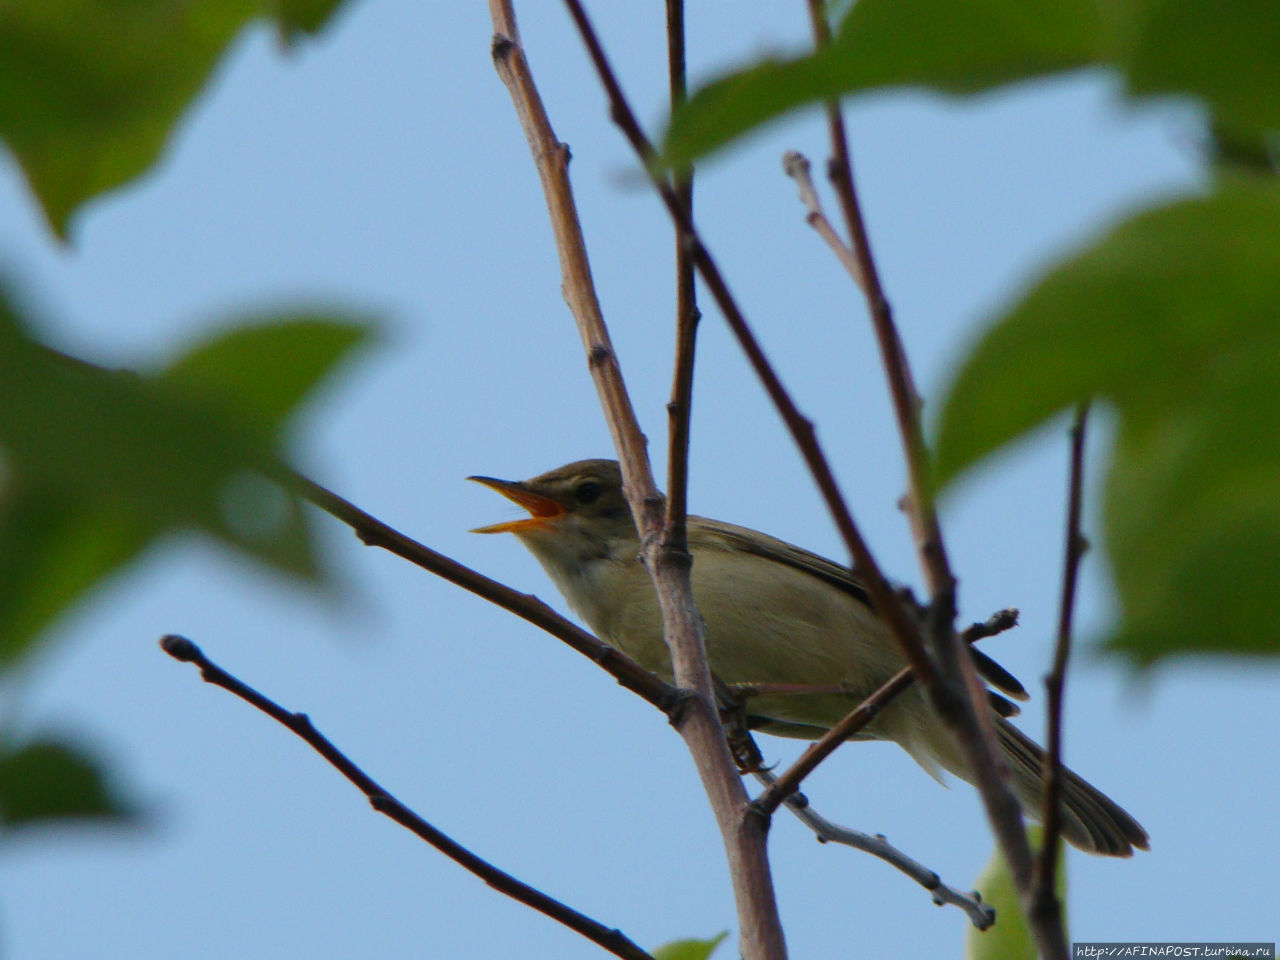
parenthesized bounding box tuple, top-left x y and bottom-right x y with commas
(472, 459, 1148, 857)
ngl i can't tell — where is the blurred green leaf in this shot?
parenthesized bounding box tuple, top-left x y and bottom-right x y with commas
(1106, 345, 1280, 660)
(935, 178, 1280, 662)
(0, 487, 147, 664)
(0, 284, 373, 665)
(277, 0, 350, 43)
(1114, 0, 1280, 137)
(653, 932, 728, 960)
(0, 0, 259, 236)
(156, 314, 374, 440)
(966, 828, 1066, 960)
(0, 736, 140, 830)
(663, 0, 1105, 166)
(0, 0, 356, 237)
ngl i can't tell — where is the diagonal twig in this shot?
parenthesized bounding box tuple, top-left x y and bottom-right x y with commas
(283, 470, 677, 713)
(799, 2, 1043, 942)
(755, 609, 1021, 815)
(754, 769, 994, 930)
(159, 635, 656, 960)
(782, 150, 868, 293)
(662, 0, 700, 556)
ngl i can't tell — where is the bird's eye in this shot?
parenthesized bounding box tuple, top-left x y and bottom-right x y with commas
(574, 481, 602, 505)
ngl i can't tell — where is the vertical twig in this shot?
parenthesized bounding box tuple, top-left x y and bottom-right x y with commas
(488, 5, 787, 958)
(1032, 403, 1091, 929)
(663, 0, 700, 552)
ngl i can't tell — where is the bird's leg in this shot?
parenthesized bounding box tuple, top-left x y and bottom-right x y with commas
(711, 675, 767, 773)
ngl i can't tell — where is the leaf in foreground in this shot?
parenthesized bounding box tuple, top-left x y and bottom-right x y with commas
(966, 828, 1066, 960)
(0, 0, 357, 237)
(935, 178, 1280, 662)
(662, 0, 1104, 166)
(1115, 0, 1280, 137)
(653, 932, 728, 960)
(0, 284, 373, 665)
(0, 736, 141, 831)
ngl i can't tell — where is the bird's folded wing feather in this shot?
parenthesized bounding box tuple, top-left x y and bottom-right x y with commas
(688, 516, 1027, 701)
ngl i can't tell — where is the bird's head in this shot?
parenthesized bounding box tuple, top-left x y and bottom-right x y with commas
(469, 459, 638, 555)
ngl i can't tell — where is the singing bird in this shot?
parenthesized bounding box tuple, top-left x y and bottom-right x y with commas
(471, 459, 1148, 856)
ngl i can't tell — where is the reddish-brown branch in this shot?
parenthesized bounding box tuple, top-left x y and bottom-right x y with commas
(801, 0, 944, 591)
(797, 2, 1046, 938)
(798, 1, 1049, 942)
(663, 0, 700, 554)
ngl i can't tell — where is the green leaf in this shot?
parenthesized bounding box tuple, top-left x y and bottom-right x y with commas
(0, 736, 141, 831)
(1114, 0, 1280, 137)
(155, 314, 374, 440)
(966, 828, 1066, 960)
(663, 0, 1105, 166)
(1106, 347, 1280, 660)
(653, 932, 728, 960)
(935, 178, 1280, 662)
(0, 487, 148, 664)
(0, 0, 260, 237)
(277, 0, 350, 43)
(0, 0, 357, 237)
(0, 283, 374, 665)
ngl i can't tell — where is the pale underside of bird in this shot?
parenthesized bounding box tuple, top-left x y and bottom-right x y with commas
(471, 459, 1148, 857)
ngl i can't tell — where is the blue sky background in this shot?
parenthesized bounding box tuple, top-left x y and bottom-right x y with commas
(1, 2, 1275, 958)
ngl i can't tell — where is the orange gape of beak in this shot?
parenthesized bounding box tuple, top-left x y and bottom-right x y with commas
(468, 476, 566, 534)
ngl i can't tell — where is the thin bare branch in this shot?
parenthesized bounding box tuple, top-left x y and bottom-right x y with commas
(754, 769, 995, 930)
(663, 0, 700, 554)
(1031, 403, 1091, 931)
(159, 635, 656, 960)
(960, 608, 1021, 645)
(782, 150, 867, 293)
(488, 5, 785, 957)
(801, 0, 943, 591)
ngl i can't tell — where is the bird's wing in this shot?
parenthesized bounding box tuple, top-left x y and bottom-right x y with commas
(689, 516, 873, 605)
(689, 516, 1027, 701)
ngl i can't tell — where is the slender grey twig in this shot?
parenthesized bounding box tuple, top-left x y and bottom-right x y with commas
(754, 769, 994, 929)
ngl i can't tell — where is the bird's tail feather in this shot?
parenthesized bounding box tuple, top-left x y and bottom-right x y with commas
(994, 717, 1149, 857)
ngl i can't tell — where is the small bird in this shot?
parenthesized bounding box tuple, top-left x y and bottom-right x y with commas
(471, 459, 1148, 856)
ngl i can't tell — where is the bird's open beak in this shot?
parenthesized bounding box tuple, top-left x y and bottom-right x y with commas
(468, 476, 566, 534)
